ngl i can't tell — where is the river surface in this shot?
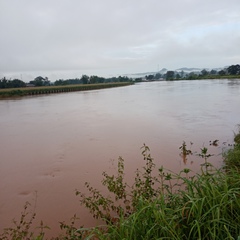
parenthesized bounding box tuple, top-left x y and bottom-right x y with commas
(0, 79, 240, 237)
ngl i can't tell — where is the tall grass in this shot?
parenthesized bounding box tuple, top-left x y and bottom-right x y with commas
(77, 142, 240, 240)
(84, 168, 240, 240)
(224, 127, 240, 171)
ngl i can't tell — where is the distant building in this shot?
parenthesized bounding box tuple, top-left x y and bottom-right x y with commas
(26, 84, 35, 87)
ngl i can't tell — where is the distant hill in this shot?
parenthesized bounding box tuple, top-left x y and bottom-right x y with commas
(176, 67, 202, 72)
(123, 68, 168, 78)
(123, 66, 228, 78)
(122, 72, 156, 78)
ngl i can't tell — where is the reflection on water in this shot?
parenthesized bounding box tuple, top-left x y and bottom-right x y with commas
(0, 79, 240, 237)
(227, 79, 240, 87)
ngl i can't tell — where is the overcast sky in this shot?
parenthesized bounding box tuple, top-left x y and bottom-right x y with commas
(0, 0, 240, 81)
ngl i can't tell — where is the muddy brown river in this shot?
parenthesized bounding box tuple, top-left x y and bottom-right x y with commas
(0, 79, 240, 237)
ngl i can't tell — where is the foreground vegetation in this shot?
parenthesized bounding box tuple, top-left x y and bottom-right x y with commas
(1, 130, 240, 239)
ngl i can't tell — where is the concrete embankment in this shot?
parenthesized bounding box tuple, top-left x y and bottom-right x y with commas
(0, 82, 133, 98)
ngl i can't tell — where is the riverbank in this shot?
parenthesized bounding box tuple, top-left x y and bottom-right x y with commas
(178, 75, 240, 81)
(0, 82, 133, 98)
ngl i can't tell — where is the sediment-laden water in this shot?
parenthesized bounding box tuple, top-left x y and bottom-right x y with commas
(0, 79, 240, 237)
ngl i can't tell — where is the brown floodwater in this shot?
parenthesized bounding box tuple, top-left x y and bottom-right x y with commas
(0, 79, 240, 237)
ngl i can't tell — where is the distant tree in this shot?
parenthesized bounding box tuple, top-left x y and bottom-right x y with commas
(54, 79, 65, 86)
(97, 76, 105, 83)
(116, 76, 131, 82)
(155, 73, 162, 79)
(89, 75, 98, 84)
(187, 72, 198, 80)
(105, 77, 116, 83)
(81, 75, 89, 84)
(180, 70, 185, 78)
(227, 64, 240, 75)
(134, 78, 142, 82)
(35, 76, 45, 86)
(210, 69, 217, 75)
(218, 70, 226, 76)
(54, 78, 83, 85)
(201, 69, 208, 76)
(54, 74, 131, 86)
(166, 71, 175, 80)
(175, 73, 181, 79)
(0, 77, 26, 88)
(0, 77, 8, 88)
(30, 76, 50, 86)
(145, 75, 154, 80)
(11, 79, 26, 88)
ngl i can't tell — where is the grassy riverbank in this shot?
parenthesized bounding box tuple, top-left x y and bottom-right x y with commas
(1, 131, 240, 239)
(0, 82, 133, 98)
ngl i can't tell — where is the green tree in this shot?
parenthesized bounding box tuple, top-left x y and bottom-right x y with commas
(81, 75, 89, 84)
(187, 72, 198, 80)
(210, 69, 217, 75)
(0, 77, 26, 88)
(30, 76, 50, 86)
(166, 71, 175, 80)
(227, 64, 240, 75)
(54, 79, 65, 85)
(145, 75, 154, 81)
(118, 76, 130, 82)
(155, 73, 162, 79)
(134, 77, 142, 82)
(180, 70, 185, 78)
(201, 69, 208, 76)
(218, 69, 226, 75)
(89, 75, 98, 84)
(11, 79, 26, 88)
(0, 77, 8, 88)
(175, 73, 181, 79)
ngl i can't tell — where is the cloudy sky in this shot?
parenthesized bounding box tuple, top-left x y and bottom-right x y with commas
(0, 0, 240, 81)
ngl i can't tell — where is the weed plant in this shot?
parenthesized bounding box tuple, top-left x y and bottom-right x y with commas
(0, 202, 47, 240)
(76, 144, 240, 240)
(224, 127, 240, 171)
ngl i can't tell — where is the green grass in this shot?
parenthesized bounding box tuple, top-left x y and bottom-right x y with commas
(89, 169, 240, 240)
(79, 143, 240, 240)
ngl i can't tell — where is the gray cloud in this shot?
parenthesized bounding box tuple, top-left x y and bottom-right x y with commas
(0, 0, 240, 81)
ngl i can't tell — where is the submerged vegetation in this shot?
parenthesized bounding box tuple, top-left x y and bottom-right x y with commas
(1, 130, 240, 239)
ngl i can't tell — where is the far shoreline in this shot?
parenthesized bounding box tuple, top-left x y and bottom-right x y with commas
(0, 82, 134, 99)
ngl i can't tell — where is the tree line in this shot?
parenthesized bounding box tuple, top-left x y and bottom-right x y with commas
(0, 77, 27, 88)
(54, 75, 131, 86)
(1, 64, 239, 88)
(143, 64, 240, 81)
(0, 75, 132, 89)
